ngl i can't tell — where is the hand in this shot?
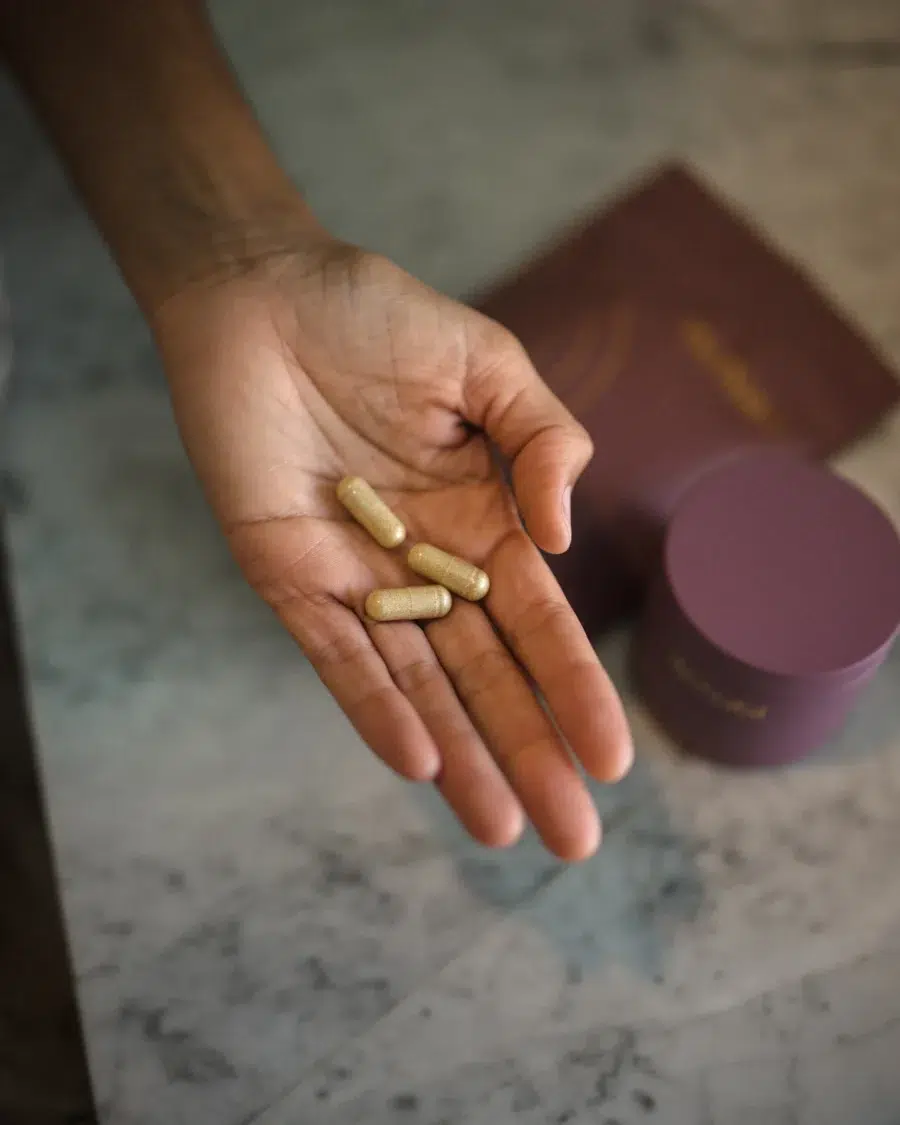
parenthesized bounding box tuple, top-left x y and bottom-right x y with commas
(152, 232, 633, 861)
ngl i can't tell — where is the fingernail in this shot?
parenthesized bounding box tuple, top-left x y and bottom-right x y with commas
(561, 486, 572, 546)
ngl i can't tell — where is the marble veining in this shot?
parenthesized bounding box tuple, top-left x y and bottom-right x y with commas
(256, 943, 900, 1124)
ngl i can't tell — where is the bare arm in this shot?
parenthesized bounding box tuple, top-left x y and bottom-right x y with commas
(0, 0, 631, 860)
(0, 0, 324, 314)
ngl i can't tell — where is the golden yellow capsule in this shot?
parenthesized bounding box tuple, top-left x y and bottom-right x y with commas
(336, 476, 406, 549)
(407, 543, 490, 601)
(365, 585, 453, 622)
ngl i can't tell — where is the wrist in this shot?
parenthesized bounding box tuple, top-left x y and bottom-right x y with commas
(130, 180, 333, 319)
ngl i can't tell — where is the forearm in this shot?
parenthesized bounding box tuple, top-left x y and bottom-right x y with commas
(0, 0, 323, 314)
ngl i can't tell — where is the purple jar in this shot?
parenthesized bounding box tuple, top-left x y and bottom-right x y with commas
(635, 448, 900, 767)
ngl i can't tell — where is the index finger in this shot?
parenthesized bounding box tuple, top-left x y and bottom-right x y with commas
(486, 530, 633, 783)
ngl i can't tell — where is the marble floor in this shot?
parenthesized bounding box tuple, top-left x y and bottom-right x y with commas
(2, 1, 900, 1122)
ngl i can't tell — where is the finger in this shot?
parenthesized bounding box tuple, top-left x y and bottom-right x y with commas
(427, 600, 601, 862)
(463, 324, 593, 554)
(367, 620, 525, 849)
(278, 594, 441, 782)
(488, 531, 633, 784)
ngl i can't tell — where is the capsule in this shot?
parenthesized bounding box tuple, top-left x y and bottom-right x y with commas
(407, 543, 490, 601)
(365, 585, 453, 623)
(336, 476, 406, 549)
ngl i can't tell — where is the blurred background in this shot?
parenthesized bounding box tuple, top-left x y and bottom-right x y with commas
(2, 2, 900, 1123)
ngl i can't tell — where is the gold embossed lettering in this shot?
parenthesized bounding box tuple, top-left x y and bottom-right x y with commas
(681, 318, 784, 434)
(671, 654, 768, 720)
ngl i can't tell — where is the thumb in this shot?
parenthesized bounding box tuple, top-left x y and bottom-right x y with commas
(464, 324, 593, 554)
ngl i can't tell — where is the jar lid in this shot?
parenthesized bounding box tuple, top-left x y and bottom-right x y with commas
(664, 448, 900, 680)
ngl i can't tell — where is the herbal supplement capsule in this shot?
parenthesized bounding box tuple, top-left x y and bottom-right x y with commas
(407, 543, 490, 601)
(336, 476, 406, 549)
(365, 585, 453, 622)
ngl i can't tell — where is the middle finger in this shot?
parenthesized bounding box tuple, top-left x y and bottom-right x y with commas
(427, 600, 601, 861)
(367, 618, 526, 849)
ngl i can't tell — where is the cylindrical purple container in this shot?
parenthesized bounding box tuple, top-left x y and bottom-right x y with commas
(635, 448, 900, 767)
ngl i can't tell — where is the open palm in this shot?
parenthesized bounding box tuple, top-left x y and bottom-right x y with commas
(153, 240, 632, 860)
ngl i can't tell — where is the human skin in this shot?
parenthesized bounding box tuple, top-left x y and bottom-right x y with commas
(0, 0, 633, 860)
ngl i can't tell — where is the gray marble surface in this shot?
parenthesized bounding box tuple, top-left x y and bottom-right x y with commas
(1, 1, 900, 1122)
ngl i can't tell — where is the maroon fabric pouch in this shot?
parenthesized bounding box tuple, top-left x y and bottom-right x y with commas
(475, 163, 900, 637)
